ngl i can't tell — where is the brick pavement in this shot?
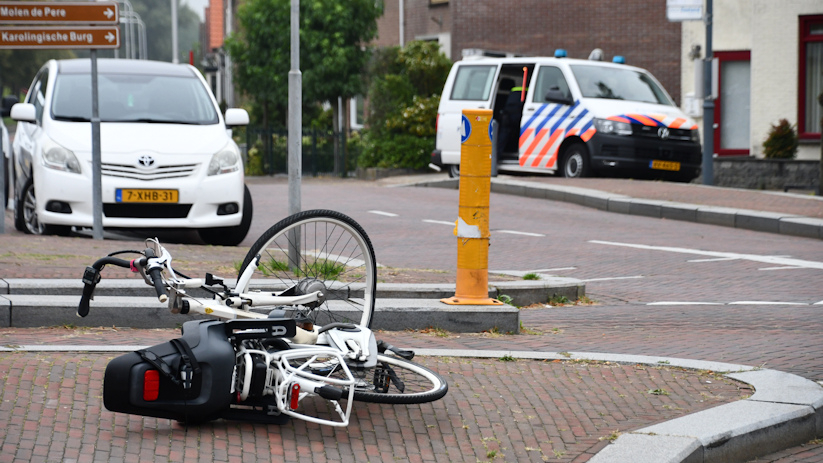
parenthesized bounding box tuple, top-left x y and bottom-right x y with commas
(2, 175, 823, 461)
(0, 342, 745, 463)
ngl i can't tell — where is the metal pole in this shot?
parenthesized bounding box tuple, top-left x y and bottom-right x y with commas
(288, 0, 302, 269)
(91, 50, 103, 240)
(701, 0, 714, 185)
(171, 0, 179, 63)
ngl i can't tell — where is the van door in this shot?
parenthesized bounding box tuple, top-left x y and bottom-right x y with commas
(436, 63, 499, 167)
(519, 65, 593, 171)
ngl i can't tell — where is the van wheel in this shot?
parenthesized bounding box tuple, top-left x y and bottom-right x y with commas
(17, 178, 70, 236)
(198, 184, 253, 246)
(560, 143, 590, 178)
(447, 164, 460, 178)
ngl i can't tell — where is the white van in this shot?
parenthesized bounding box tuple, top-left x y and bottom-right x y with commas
(431, 53, 701, 181)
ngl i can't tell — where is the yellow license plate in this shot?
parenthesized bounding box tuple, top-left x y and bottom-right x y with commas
(649, 160, 680, 171)
(116, 189, 179, 203)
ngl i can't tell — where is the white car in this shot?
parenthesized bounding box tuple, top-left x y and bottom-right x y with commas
(2, 95, 18, 210)
(11, 58, 252, 245)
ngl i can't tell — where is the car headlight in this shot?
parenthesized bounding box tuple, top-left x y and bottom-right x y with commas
(42, 138, 81, 173)
(594, 118, 633, 136)
(691, 129, 701, 144)
(207, 144, 241, 176)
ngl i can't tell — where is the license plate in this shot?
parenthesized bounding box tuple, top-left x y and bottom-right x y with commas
(116, 189, 179, 203)
(649, 160, 680, 171)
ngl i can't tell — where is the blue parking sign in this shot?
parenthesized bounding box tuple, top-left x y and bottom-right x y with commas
(460, 115, 471, 144)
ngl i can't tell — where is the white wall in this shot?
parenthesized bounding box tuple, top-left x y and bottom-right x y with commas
(680, 0, 822, 160)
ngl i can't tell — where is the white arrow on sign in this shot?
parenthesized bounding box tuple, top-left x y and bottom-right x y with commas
(105, 32, 115, 42)
(104, 8, 114, 19)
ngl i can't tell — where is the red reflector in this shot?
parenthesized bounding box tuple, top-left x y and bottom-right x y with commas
(289, 383, 300, 410)
(144, 370, 160, 401)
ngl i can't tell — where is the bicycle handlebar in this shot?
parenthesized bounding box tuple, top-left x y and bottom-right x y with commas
(77, 256, 132, 317)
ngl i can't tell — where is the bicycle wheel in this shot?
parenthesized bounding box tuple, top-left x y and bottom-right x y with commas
(239, 209, 377, 328)
(346, 354, 449, 405)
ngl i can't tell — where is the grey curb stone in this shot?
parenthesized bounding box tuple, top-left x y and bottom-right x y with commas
(0, 296, 9, 327)
(411, 178, 823, 240)
(588, 434, 702, 463)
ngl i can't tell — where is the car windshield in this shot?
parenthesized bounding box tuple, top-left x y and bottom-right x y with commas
(51, 72, 219, 124)
(570, 65, 673, 106)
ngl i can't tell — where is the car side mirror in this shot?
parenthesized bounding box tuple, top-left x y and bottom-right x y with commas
(544, 87, 573, 106)
(10, 103, 36, 123)
(225, 108, 249, 127)
(1, 95, 19, 118)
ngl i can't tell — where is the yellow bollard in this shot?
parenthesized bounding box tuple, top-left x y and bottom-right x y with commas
(441, 109, 503, 306)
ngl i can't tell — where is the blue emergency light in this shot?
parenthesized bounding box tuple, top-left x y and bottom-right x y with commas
(613, 55, 626, 64)
(554, 49, 567, 58)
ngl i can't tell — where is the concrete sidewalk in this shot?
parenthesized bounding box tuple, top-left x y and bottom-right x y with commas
(1, 175, 822, 462)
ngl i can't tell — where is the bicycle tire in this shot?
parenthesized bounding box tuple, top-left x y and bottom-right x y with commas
(347, 354, 448, 405)
(239, 209, 377, 328)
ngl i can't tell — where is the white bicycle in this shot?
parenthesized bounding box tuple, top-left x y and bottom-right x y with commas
(77, 209, 448, 427)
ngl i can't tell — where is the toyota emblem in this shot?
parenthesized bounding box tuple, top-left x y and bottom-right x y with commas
(138, 155, 155, 167)
(657, 127, 670, 140)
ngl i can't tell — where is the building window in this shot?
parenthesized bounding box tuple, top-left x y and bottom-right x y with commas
(799, 15, 823, 139)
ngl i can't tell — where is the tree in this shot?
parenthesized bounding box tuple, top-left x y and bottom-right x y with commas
(0, 50, 76, 98)
(225, 0, 383, 130)
(359, 41, 452, 169)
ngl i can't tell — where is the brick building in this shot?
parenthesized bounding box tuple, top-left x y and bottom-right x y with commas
(376, 0, 684, 103)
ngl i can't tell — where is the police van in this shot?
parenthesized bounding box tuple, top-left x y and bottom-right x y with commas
(431, 51, 701, 181)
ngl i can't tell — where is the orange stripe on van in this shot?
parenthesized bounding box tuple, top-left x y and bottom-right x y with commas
(581, 127, 596, 142)
(669, 118, 686, 129)
(531, 129, 562, 167)
(629, 114, 658, 126)
(565, 128, 579, 137)
(519, 128, 534, 149)
(524, 128, 548, 156)
(689, 124, 698, 130)
(607, 116, 630, 123)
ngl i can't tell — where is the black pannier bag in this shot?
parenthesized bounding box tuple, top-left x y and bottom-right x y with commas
(103, 320, 236, 422)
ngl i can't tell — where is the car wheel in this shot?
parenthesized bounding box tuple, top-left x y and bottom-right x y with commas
(447, 164, 460, 178)
(16, 177, 71, 236)
(560, 143, 590, 178)
(198, 184, 253, 246)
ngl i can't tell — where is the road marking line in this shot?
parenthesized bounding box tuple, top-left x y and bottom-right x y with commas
(533, 267, 577, 272)
(647, 302, 723, 306)
(589, 240, 823, 270)
(495, 230, 545, 237)
(727, 301, 809, 306)
(758, 266, 807, 271)
(368, 210, 398, 217)
(423, 219, 454, 226)
(581, 276, 644, 282)
(687, 257, 739, 263)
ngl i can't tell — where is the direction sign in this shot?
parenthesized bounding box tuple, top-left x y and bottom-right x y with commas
(0, 26, 119, 48)
(0, 1, 118, 24)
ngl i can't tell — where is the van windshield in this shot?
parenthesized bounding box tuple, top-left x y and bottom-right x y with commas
(570, 65, 673, 106)
(51, 73, 219, 124)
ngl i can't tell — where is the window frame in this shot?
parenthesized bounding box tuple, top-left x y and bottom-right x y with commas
(798, 14, 823, 140)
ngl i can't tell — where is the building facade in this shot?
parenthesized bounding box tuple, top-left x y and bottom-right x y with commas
(681, 0, 823, 160)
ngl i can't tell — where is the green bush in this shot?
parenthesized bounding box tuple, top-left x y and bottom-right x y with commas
(763, 119, 798, 159)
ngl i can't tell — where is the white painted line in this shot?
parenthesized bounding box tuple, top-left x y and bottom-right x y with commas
(727, 301, 809, 306)
(758, 266, 807, 271)
(495, 230, 545, 237)
(533, 267, 577, 272)
(589, 240, 823, 270)
(581, 276, 644, 282)
(647, 302, 723, 306)
(368, 210, 398, 217)
(423, 219, 454, 226)
(491, 268, 577, 276)
(816, 301, 823, 305)
(687, 257, 739, 263)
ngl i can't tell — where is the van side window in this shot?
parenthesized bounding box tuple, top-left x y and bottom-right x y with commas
(450, 65, 496, 101)
(533, 66, 570, 103)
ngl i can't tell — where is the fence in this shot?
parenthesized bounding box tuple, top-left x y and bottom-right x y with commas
(244, 127, 360, 177)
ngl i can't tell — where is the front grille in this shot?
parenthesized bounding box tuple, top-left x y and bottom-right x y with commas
(633, 124, 694, 142)
(600, 144, 700, 163)
(102, 162, 199, 181)
(103, 203, 192, 218)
